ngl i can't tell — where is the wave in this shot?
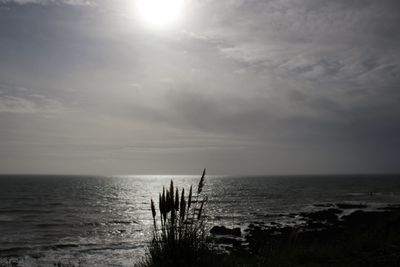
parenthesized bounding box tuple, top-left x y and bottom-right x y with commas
(0, 215, 13, 222)
(0, 209, 53, 214)
(35, 223, 71, 228)
(0, 246, 31, 257)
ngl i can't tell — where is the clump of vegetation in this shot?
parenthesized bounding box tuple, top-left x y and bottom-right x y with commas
(138, 169, 212, 267)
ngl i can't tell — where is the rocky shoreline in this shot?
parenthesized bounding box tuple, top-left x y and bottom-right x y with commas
(210, 202, 400, 257)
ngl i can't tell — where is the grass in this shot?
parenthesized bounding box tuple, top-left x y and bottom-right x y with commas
(137, 168, 218, 267)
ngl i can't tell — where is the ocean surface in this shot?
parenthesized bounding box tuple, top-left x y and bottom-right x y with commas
(1, 174, 400, 266)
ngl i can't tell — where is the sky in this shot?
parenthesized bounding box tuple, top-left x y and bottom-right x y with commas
(0, 0, 399, 175)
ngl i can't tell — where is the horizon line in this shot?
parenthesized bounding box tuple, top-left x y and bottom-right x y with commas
(0, 172, 399, 177)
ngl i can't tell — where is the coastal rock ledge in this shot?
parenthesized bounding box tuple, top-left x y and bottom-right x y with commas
(210, 226, 242, 237)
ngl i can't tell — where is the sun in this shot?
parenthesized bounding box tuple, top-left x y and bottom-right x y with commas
(135, 0, 185, 29)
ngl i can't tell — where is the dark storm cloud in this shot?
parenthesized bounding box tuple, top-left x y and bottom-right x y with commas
(0, 0, 399, 174)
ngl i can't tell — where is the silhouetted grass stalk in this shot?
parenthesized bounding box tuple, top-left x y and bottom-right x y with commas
(138, 169, 209, 267)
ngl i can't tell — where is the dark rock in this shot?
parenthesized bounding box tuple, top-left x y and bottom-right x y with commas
(328, 208, 342, 214)
(210, 226, 241, 237)
(213, 237, 242, 247)
(300, 208, 341, 223)
(280, 226, 295, 235)
(342, 210, 382, 225)
(306, 221, 326, 230)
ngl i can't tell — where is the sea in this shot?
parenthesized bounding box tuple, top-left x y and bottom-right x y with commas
(1, 174, 400, 266)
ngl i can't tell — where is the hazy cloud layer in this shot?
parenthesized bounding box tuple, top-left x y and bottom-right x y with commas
(0, 0, 92, 5)
(0, 0, 399, 174)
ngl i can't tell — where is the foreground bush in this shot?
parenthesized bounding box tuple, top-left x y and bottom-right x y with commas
(137, 169, 213, 267)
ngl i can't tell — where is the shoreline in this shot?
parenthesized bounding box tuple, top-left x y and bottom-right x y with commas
(2, 202, 400, 266)
(209, 202, 400, 266)
(211, 202, 400, 246)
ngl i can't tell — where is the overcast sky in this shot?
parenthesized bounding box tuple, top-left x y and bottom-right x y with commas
(0, 0, 399, 175)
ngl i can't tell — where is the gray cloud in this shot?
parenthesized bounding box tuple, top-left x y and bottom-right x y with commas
(0, 0, 92, 5)
(0, 0, 399, 174)
(0, 92, 67, 115)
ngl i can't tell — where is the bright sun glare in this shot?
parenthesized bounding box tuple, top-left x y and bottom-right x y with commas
(136, 0, 184, 29)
